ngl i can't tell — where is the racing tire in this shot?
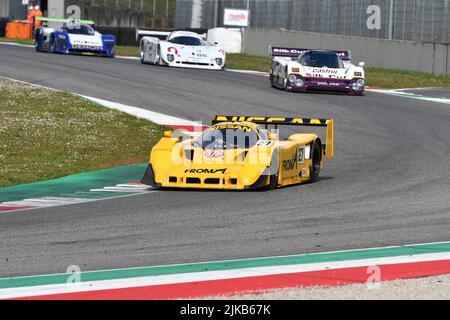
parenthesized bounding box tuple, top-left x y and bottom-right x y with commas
(282, 71, 289, 91)
(49, 35, 56, 53)
(270, 72, 277, 88)
(140, 49, 145, 64)
(155, 46, 162, 65)
(310, 141, 322, 182)
(269, 171, 279, 190)
(155, 46, 169, 66)
(34, 31, 41, 52)
(268, 150, 280, 190)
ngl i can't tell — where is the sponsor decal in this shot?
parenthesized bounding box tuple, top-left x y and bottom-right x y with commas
(312, 68, 338, 74)
(168, 47, 179, 56)
(204, 151, 224, 159)
(210, 124, 253, 132)
(317, 81, 342, 86)
(223, 8, 250, 27)
(301, 167, 308, 177)
(282, 150, 298, 171)
(213, 116, 329, 127)
(184, 169, 227, 174)
(72, 44, 101, 50)
(195, 50, 207, 58)
(272, 48, 350, 60)
(273, 48, 307, 55)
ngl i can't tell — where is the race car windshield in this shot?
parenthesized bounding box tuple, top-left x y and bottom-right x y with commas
(63, 24, 95, 36)
(299, 51, 343, 68)
(169, 36, 202, 46)
(194, 128, 259, 150)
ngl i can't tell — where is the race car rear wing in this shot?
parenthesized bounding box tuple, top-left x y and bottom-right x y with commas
(212, 115, 334, 160)
(35, 17, 96, 25)
(136, 28, 207, 41)
(269, 46, 351, 60)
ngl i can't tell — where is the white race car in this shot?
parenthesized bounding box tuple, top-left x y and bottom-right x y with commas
(270, 47, 366, 95)
(138, 30, 226, 70)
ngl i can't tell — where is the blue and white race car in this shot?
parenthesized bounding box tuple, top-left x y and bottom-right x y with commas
(34, 18, 116, 57)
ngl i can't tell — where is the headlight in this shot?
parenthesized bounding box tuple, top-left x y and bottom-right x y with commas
(167, 54, 175, 62)
(288, 75, 297, 83)
(215, 58, 223, 65)
(295, 78, 304, 87)
(352, 79, 365, 91)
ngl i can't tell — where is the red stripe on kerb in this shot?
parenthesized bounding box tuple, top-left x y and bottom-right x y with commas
(17, 259, 450, 300)
(167, 125, 207, 132)
(0, 206, 33, 212)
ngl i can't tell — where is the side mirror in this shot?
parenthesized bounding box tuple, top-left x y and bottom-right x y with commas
(268, 133, 279, 141)
(359, 62, 366, 67)
(163, 131, 172, 138)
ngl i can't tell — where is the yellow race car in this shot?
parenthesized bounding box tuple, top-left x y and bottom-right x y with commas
(142, 116, 334, 190)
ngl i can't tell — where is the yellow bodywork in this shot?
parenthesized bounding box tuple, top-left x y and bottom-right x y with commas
(144, 117, 334, 190)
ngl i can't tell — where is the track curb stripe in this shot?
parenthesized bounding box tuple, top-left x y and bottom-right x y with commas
(0, 164, 151, 212)
(14, 259, 450, 300)
(0, 205, 33, 212)
(1, 241, 450, 299)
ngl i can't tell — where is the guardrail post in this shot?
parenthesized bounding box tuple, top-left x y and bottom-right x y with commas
(388, 0, 395, 40)
(442, 0, 449, 43)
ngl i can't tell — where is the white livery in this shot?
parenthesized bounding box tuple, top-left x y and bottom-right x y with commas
(270, 47, 366, 95)
(138, 30, 226, 70)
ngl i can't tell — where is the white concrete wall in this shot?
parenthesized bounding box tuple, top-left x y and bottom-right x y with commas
(207, 28, 242, 53)
(242, 28, 450, 76)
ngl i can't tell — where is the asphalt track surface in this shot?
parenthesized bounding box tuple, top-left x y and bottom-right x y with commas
(1, 44, 449, 278)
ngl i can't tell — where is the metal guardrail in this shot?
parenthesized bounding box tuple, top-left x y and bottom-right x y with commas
(175, 0, 450, 44)
(83, 0, 176, 17)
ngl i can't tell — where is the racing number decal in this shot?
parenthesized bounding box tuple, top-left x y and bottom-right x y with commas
(298, 146, 305, 164)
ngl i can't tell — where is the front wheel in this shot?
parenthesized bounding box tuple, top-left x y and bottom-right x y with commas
(34, 30, 42, 52)
(140, 49, 145, 63)
(268, 150, 280, 189)
(49, 36, 56, 53)
(155, 46, 165, 65)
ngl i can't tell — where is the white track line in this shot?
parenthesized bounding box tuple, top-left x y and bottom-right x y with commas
(1, 197, 91, 207)
(115, 184, 152, 189)
(80, 95, 205, 130)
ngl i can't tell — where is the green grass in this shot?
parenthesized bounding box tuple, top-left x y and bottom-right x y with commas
(116, 45, 140, 57)
(363, 67, 450, 89)
(0, 37, 34, 45)
(0, 78, 166, 187)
